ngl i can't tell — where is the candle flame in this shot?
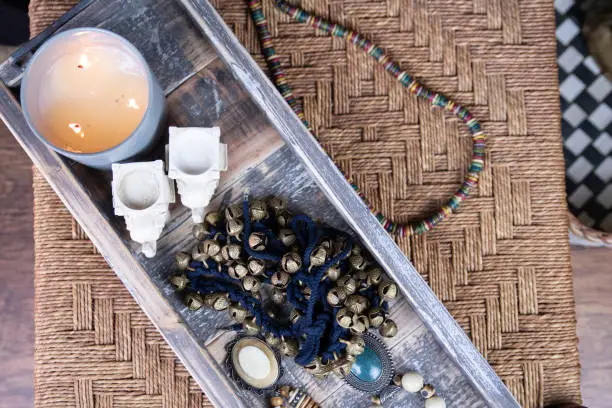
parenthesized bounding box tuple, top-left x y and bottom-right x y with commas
(68, 123, 86, 139)
(77, 54, 90, 69)
(127, 98, 140, 110)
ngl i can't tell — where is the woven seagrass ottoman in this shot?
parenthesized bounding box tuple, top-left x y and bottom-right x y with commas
(30, 0, 581, 407)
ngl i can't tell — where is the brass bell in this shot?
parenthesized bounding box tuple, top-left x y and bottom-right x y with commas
(353, 270, 369, 289)
(248, 232, 268, 251)
(420, 384, 436, 399)
(281, 252, 302, 274)
(270, 396, 284, 408)
(204, 211, 222, 226)
(351, 245, 363, 255)
(242, 316, 260, 335)
(366, 268, 383, 286)
(371, 395, 382, 406)
(350, 315, 370, 334)
(184, 293, 204, 311)
(170, 274, 190, 291)
(226, 219, 244, 239)
(242, 276, 261, 293)
(192, 223, 210, 241)
(271, 270, 291, 288)
(228, 302, 248, 323)
(379, 281, 398, 299)
(310, 245, 328, 267)
(247, 258, 266, 276)
(227, 261, 248, 279)
(379, 318, 398, 337)
(340, 335, 366, 356)
(325, 264, 342, 281)
(204, 293, 230, 311)
(337, 275, 357, 295)
(279, 385, 291, 398)
(279, 338, 299, 357)
(191, 245, 208, 263)
(267, 196, 287, 212)
(278, 229, 297, 246)
(344, 294, 369, 314)
(265, 332, 281, 346)
(272, 288, 286, 304)
(249, 199, 268, 221)
(221, 243, 241, 261)
(348, 253, 368, 271)
(368, 307, 385, 328)
(224, 204, 242, 220)
(319, 238, 333, 250)
(276, 212, 292, 228)
(211, 253, 224, 264)
(200, 239, 221, 257)
(326, 287, 347, 307)
(336, 308, 354, 329)
(175, 252, 192, 270)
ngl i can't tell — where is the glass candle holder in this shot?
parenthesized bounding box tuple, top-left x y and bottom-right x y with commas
(20, 27, 165, 170)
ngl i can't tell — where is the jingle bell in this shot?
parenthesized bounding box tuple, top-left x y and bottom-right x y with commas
(379, 281, 398, 299)
(337, 275, 357, 295)
(325, 264, 342, 281)
(247, 258, 266, 276)
(279, 338, 299, 357)
(276, 212, 292, 228)
(228, 261, 249, 280)
(224, 204, 242, 220)
(366, 268, 383, 286)
(349, 253, 368, 270)
(211, 252, 224, 264)
(368, 307, 385, 328)
(200, 239, 221, 257)
(342, 335, 366, 356)
(184, 293, 204, 311)
(192, 223, 210, 241)
(175, 252, 192, 270)
(350, 315, 370, 335)
(248, 232, 268, 251)
(204, 211, 222, 226)
(226, 219, 244, 239)
(265, 332, 281, 346)
(271, 288, 286, 304)
(267, 196, 287, 212)
(249, 199, 268, 221)
(204, 293, 230, 311)
(242, 276, 261, 293)
(221, 244, 241, 261)
(420, 384, 436, 399)
(309, 245, 328, 267)
(271, 270, 291, 288)
(379, 318, 398, 337)
(336, 307, 354, 329)
(242, 316, 260, 335)
(326, 287, 347, 307)
(281, 252, 302, 274)
(345, 294, 369, 314)
(278, 229, 297, 246)
(228, 302, 248, 323)
(170, 274, 190, 291)
(191, 244, 207, 263)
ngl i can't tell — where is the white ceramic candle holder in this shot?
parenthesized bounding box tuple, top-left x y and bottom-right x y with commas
(111, 160, 175, 258)
(167, 126, 228, 223)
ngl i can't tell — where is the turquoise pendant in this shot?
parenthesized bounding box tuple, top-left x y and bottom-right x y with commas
(345, 332, 394, 395)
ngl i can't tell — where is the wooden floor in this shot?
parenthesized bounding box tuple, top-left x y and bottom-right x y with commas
(0, 113, 611, 408)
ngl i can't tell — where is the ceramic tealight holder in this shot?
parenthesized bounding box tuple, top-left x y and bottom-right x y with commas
(111, 160, 175, 257)
(167, 126, 227, 223)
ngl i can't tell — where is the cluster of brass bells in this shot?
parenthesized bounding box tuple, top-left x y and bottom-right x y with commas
(269, 385, 320, 408)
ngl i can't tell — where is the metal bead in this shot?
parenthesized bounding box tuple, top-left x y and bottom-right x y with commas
(309, 245, 328, 267)
(379, 318, 398, 338)
(366, 268, 383, 286)
(278, 229, 297, 246)
(281, 252, 302, 274)
(227, 261, 248, 280)
(226, 219, 244, 239)
(271, 288, 286, 304)
(269, 396, 284, 407)
(242, 276, 261, 293)
(221, 244, 241, 261)
(344, 294, 369, 314)
(170, 274, 190, 291)
(192, 223, 210, 241)
(420, 384, 436, 399)
(228, 302, 248, 323)
(336, 308, 354, 329)
(204, 293, 230, 311)
(325, 264, 342, 281)
(349, 253, 367, 270)
(204, 211, 222, 226)
(379, 281, 398, 299)
(271, 270, 291, 288)
(242, 316, 260, 335)
(184, 293, 204, 311)
(267, 196, 287, 212)
(276, 212, 292, 228)
(326, 287, 347, 307)
(279, 338, 299, 357)
(224, 204, 242, 220)
(175, 252, 192, 270)
(289, 309, 302, 324)
(249, 199, 268, 221)
(265, 332, 281, 347)
(337, 275, 357, 295)
(200, 239, 221, 257)
(425, 396, 446, 408)
(247, 257, 266, 276)
(248, 232, 268, 251)
(342, 335, 366, 356)
(350, 315, 370, 334)
(368, 307, 385, 328)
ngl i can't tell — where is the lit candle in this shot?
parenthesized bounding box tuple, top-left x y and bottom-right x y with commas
(21, 28, 165, 169)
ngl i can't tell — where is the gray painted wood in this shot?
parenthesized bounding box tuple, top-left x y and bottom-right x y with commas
(0, 0, 518, 407)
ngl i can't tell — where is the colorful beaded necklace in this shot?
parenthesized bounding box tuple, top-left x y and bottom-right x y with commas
(247, 0, 486, 237)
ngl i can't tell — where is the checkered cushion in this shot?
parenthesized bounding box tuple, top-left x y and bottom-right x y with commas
(557, 0, 612, 231)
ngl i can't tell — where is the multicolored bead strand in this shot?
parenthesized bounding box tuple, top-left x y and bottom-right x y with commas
(247, 0, 486, 237)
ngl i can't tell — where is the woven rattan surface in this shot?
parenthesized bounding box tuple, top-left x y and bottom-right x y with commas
(30, 0, 581, 407)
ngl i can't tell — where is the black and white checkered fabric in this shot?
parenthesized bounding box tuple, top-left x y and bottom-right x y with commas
(557, 0, 612, 231)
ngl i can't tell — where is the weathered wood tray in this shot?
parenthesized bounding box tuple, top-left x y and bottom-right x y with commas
(0, 1, 518, 407)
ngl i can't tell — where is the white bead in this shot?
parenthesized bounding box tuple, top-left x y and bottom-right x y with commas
(425, 396, 446, 408)
(401, 371, 424, 393)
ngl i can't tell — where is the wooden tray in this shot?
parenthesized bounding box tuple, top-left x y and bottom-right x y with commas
(0, 1, 518, 407)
